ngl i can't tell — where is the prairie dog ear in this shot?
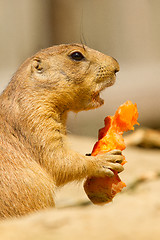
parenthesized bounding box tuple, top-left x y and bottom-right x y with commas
(31, 58, 48, 73)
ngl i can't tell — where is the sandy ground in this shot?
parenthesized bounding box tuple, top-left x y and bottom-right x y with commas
(0, 134, 160, 240)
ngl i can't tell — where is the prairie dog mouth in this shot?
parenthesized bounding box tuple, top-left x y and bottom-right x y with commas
(92, 91, 104, 107)
(92, 75, 116, 107)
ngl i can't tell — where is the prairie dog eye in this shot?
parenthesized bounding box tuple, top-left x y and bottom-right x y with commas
(69, 51, 85, 61)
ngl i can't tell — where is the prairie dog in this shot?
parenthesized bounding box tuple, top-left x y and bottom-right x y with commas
(0, 44, 123, 218)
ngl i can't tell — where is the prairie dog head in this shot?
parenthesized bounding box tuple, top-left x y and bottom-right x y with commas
(15, 44, 120, 113)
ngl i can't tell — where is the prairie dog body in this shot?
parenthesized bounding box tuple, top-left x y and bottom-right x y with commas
(0, 44, 123, 218)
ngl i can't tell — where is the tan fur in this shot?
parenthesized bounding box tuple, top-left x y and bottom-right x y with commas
(0, 44, 123, 218)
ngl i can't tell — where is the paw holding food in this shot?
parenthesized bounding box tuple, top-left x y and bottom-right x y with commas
(84, 100, 139, 205)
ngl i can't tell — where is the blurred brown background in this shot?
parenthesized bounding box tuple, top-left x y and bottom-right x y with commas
(0, 0, 160, 136)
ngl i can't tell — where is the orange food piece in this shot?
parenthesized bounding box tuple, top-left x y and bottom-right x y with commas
(84, 100, 139, 204)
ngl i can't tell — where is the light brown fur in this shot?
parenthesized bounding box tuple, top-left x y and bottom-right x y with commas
(0, 44, 123, 218)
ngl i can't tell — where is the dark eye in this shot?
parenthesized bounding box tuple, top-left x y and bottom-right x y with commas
(70, 51, 85, 61)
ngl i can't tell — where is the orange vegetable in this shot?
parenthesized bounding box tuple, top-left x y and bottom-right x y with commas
(84, 100, 139, 204)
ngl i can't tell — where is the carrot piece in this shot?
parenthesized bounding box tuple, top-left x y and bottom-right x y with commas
(84, 100, 139, 204)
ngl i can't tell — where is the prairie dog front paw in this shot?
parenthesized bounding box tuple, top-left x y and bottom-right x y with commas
(87, 150, 124, 177)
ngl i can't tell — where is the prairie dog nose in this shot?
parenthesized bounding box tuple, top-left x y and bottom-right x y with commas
(102, 55, 120, 74)
(111, 57, 120, 73)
